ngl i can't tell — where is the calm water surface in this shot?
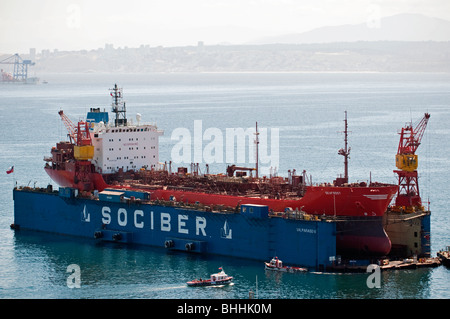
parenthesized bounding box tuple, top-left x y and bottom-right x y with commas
(0, 72, 449, 299)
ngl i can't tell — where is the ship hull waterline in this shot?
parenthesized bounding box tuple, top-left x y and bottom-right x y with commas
(13, 188, 337, 270)
(44, 169, 395, 256)
(45, 168, 397, 217)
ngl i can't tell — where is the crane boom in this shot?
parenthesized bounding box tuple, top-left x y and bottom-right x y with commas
(58, 110, 94, 160)
(58, 110, 77, 144)
(397, 112, 430, 155)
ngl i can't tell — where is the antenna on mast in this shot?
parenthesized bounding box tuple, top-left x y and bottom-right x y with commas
(337, 111, 351, 185)
(254, 122, 259, 179)
(110, 83, 127, 127)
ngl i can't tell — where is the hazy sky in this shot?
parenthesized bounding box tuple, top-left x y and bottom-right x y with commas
(1, 0, 449, 53)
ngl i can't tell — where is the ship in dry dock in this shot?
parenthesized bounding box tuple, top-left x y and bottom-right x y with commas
(35, 84, 406, 260)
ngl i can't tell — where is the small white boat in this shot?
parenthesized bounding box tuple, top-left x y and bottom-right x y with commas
(187, 267, 233, 287)
(264, 257, 307, 273)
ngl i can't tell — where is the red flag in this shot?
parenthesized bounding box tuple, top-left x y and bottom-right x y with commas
(6, 166, 14, 174)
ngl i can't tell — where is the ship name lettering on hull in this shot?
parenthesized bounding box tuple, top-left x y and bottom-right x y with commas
(101, 206, 207, 236)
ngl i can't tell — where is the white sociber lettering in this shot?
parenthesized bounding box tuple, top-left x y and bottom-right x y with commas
(196, 216, 207, 236)
(161, 213, 171, 232)
(134, 210, 144, 228)
(102, 206, 111, 224)
(178, 214, 189, 234)
(150, 211, 154, 230)
(118, 208, 127, 226)
(100, 208, 208, 237)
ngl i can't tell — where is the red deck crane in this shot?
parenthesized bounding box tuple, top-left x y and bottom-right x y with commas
(393, 113, 430, 212)
(58, 110, 95, 191)
(58, 110, 92, 148)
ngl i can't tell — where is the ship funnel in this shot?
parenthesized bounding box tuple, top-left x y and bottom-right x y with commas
(136, 113, 141, 126)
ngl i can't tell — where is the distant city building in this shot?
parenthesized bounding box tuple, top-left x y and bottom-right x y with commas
(29, 48, 36, 62)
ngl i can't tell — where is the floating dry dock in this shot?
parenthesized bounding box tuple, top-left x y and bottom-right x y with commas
(12, 186, 337, 271)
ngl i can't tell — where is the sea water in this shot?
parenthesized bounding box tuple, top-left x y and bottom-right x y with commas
(0, 72, 449, 299)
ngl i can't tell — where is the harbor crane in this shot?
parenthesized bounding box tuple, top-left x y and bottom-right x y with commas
(57, 110, 95, 190)
(393, 113, 430, 212)
(0, 53, 35, 82)
(58, 110, 93, 160)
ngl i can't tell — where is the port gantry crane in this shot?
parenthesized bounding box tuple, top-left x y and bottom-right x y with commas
(0, 53, 35, 82)
(393, 113, 430, 212)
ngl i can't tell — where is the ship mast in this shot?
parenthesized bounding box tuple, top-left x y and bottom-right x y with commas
(338, 111, 351, 184)
(110, 83, 127, 127)
(254, 122, 259, 178)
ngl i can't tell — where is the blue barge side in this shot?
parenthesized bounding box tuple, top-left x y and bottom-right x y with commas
(13, 186, 337, 270)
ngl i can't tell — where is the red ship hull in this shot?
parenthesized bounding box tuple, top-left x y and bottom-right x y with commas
(149, 185, 397, 218)
(45, 169, 397, 218)
(45, 166, 108, 193)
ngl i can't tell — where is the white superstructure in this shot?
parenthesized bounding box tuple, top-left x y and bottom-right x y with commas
(91, 121, 163, 174)
(87, 84, 163, 175)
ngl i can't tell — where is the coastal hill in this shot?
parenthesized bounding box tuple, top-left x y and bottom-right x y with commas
(2, 13, 450, 73)
(23, 41, 450, 73)
(250, 13, 450, 44)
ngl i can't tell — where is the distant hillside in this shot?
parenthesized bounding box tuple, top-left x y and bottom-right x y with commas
(251, 13, 450, 44)
(28, 41, 450, 73)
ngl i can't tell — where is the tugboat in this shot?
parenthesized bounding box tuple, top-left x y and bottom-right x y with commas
(264, 257, 307, 273)
(437, 246, 450, 267)
(186, 268, 233, 287)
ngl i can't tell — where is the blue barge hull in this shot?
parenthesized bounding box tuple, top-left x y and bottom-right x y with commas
(13, 187, 337, 270)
